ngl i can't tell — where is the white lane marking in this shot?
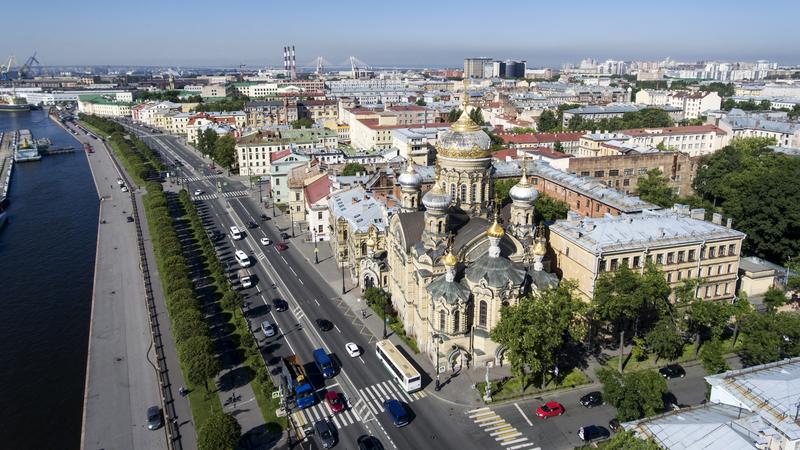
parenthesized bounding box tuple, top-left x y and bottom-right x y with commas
(298, 279, 304, 285)
(468, 407, 490, 414)
(314, 299, 320, 306)
(359, 356, 366, 365)
(478, 419, 506, 428)
(281, 256, 287, 264)
(500, 438, 529, 446)
(485, 422, 512, 431)
(508, 444, 538, 450)
(514, 402, 533, 426)
(290, 266, 298, 276)
(334, 324, 342, 333)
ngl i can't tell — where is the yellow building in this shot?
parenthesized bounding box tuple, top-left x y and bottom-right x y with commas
(548, 206, 746, 302)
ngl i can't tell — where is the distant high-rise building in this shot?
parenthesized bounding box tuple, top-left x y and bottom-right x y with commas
(464, 57, 493, 78)
(503, 60, 527, 78)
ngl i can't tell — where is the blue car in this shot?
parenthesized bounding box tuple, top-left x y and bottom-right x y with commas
(383, 399, 409, 427)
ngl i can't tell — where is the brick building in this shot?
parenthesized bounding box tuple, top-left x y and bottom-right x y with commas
(565, 151, 696, 196)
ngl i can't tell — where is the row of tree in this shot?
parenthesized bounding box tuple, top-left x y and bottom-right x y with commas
(79, 113, 125, 134)
(194, 95, 249, 113)
(194, 128, 236, 172)
(138, 90, 203, 103)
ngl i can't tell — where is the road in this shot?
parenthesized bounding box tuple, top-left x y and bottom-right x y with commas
(74, 123, 168, 450)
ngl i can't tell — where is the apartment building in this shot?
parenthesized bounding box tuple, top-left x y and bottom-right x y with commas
(236, 128, 338, 176)
(499, 132, 584, 153)
(561, 103, 684, 126)
(392, 126, 449, 165)
(635, 90, 722, 119)
(77, 94, 131, 117)
(576, 125, 729, 158)
(298, 100, 338, 122)
(244, 100, 298, 127)
(713, 109, 800, 148)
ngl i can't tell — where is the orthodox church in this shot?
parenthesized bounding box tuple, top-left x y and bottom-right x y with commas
(386, 92, 559, 371)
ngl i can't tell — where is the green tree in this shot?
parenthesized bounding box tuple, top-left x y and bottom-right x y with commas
(197, 412, 241, 450)
(604, 430, 661, 450)
(636, 168, 675, 207)
(762, 286, 786, 311)
(552, 140, 564, 152)
(699, 337, 729, 374)
(447, 108, 462, 123)
(363, 287, 393, 318)
(341, 162, 367, 176)
(682, 293, 731, 355)
(415, 98, 426, 106)
(172, 309, 207, 342)
(179, 335, 220, 389)
(291, 117, 314, 129)
(537, 110, 559, 132)
(213, 135, 236, 172)
(598, 368, 667, 421)
(469, 107, 485, 125)
(534, 194, 569, 222)
(731, 294, 752, 346)
(221, 290, 243, 316)
(700, 82, 735, 97)
(645, 317, 685, 363)
(491, 281, 587, 391)
(197, 128, 218, 156)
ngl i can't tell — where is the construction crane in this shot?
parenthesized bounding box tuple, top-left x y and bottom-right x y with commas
(1, 55, 17, 81)
(17, 52, 40, 79)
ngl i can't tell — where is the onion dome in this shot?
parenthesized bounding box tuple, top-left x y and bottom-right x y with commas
(486, 217, 505, 238)
(436, 80, 491, 159)
(442, 249, 458, 267)
(509, 160, 539, 203)
(422, 178, 451, 211)
(397, 164, 422, 188)
(366, 235, 376, 248)
(533, 239, 547, 256)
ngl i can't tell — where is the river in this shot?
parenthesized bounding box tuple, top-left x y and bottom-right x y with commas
(0, 110, 98, 449)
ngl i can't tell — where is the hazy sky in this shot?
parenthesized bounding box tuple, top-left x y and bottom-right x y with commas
(3, 0, 798, 68)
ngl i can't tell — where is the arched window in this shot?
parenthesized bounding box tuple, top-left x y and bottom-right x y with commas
(525, 213, 530, 225)
(460, 184, 467, 202)
(361, 242, 367, 255)
(437, 221, 442, 234)
(439, 310, 446, 331)
(411, 197, 416, 208)
(343, 230, 348, 241)
(479, 301, 488, 327)
(470, 184, 477, 203)
(450, 183, 456, 198)
(453, 310, 460, 332)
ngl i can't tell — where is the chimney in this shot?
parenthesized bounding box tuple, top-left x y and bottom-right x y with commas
(712, 213, 723, 225)
(690, 208, 705, 220)
(726, 218, 732, 229)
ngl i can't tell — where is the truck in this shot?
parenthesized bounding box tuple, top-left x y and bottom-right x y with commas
(280, 355, 315, 409)
(238, 269, 252, 289)
(313, 348, 336, 379)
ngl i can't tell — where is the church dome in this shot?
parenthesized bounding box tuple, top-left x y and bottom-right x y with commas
(486, 218, 505, 238)
(397, 164, 422, 188)
(422, 181, 451, 210)
(441, 249, 458, 266)
(509, 165, 538, 203)
(436, 83, 491, 159)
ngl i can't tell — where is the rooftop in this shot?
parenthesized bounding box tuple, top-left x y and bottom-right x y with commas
(498, 132, 584, 145)
(564, 103, 682, 115)
(328, 187, 387, 233)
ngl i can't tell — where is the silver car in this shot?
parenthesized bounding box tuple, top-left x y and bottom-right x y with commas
(261, 321, 276, 337)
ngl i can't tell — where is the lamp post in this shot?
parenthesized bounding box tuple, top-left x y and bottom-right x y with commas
(382, 301, 389, 339)
(314, 231, 319, 264)
(291, 207, 296, 237)
(434, 334, 443, 391)
(341, 259, 346, 295)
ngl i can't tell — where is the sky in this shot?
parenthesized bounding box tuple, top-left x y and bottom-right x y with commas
(2, 0, 799, 68)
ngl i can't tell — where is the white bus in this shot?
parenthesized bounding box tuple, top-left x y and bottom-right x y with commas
(230, 226, 243, 240)
(234, 250, 250, 268)
(375, 339, 421, 393)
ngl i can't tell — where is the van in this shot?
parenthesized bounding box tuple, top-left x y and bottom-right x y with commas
(230, 226, 243, 240)
(238, 269, 252, 288)
(313, 348, 336, 379)
(234, 250, 250, 267)
(382, 399, 409, 427)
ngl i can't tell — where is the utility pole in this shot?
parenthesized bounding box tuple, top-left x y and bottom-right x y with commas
(382, 302, 388, 339)
(341, 259, 346, 294)
(313, 230, 319, 264)
(434, 335, 442, 391)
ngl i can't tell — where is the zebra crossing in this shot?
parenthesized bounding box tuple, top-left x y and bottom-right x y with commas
(293, 399, 361, 431)
(193, 190, 250, 201)
(292, 305, 306, 320)
(356, 380, 428, 416)
(179, 174, 223, 182)
(466, 407, 539, 450)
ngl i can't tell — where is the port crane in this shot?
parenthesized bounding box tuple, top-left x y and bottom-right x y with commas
(1, 52, 40, 80)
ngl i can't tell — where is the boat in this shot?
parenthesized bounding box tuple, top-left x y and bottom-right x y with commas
(0, 94, 31, 112)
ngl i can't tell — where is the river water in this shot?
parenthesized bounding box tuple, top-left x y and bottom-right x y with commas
(0, 110, 98, 449)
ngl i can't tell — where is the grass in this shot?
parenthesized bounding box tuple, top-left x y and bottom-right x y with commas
(389, 320, 420, 353)
(475, 368, 591, 403)
(604, 336, 741, 373)
(184, 379, 223, 431)
(80, 121, 111, 139)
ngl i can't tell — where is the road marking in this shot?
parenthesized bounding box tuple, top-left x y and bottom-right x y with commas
(467, 407, 490, 414)
(489, 426, 514, 436)
(359, 356, 365, 365)
(508, 444, 539, 450)
(495, 430, 522, 439)
(290, 266, 297, 276)
(474, 414, 502, 423)
(334, 324, 342, 333)
(501, 438, 529, 446)
(298, 279, 304, 285)
(484, 422, 511, 431)
(281, 256, 287, 264)
(514, 402, 533, 426)
(314, 299, 320, 306)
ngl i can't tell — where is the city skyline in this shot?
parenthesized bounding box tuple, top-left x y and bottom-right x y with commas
(4, 0, 799, 68)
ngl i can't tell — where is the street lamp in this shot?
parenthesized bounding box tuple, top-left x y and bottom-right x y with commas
(382, 302, 389, 339)
(433, 334, 443, 391)
(313, 231, 319, 265)
(341, 259, 346, 295)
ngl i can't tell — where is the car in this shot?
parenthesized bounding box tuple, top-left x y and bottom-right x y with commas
(211, 231, 225, 241)
(260, 237, 271, 246)
(261, 320, 275, 337)
(272, 298, 288, 312)
(325, 391, 344, 414)
(314, 419, 337, 449)
(215, 169, 223, 175)
(126, 216, 134, 223)
(345, 342, 361, 358)
(383, 399, 409, 427)
(193, 189, 204, 196)
(316, 319, 333, 332)
(536, 401, 565, 418)
(260, 214, 268, 221)
(580, 391, 603, 408)
(146, 406, 163, 430)
(659, 364, 686, 379)
(120, 185, 128, 192)
(578, 425, 610, 442)
(357, 435, 384, 450)
(609, 418, 621, 433)
(280, 232, 291, 240)
(275, 242, 288, 251)
(116, 178, 124, 185)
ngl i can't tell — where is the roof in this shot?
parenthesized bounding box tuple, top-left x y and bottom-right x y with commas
(427, 276, 471, 305)
(564, 103, 683, 115)
(328, 187, 387, 233)
(465, 252, 526, 288)
(396, 212, 425, 251)
(499, 132, 584, 145)
(549, 208, 746, 255)
(304, 175, 330, 205)
(623, 125, 727, 137)
(522, 147, 571, 159)
(270, 149, 291, 162)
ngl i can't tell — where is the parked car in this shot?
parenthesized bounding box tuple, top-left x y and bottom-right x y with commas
(314, 419, 337, 449)
(536, 401, 565, 418)
(260, 214, 268, 221)
(659, 364, 686, 379)
(316, 319, 333, 332)
(260, 237, 271, 246)
(146, 406, 163, 430)
(325, 391, 344, 414)
(578, 425, 610, 442)
(273, 298, 288, 312)
(275, 242, 288, 251)
(580, 391, 603, 408)
(280, 232, 291, 240)
(120, 185, 128, 192)
(383, 399, 409, 427)
(345, 342, 361, 358)
(126, 216, 134, 223)
(609, 418, 621, 432)
(116, 178, 124, 185)
(248, 220, 258, 229)
(357, 435, 384, 450)
(261, 321, 275, 337)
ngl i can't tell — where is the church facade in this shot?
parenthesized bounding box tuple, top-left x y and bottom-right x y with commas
(386, 93, 558, 372)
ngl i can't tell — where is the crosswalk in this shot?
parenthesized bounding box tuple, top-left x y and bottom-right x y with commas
(293, 399, 361, 431)
(356, 380, 428, 416)
(466, 407, 539, 449)
(180, 174, 223, 182)
(193, 190, 250, 201)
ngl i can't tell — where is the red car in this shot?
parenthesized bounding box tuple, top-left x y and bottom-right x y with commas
(536, 401, 565, 418)
(325, 391, 344, 414)
(275, 242, 288, 251)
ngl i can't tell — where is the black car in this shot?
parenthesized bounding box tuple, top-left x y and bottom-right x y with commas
(126, 216, 134, 223)
(579, 391, 603, 408)
(314, 419, 337, 449)
(248, 220, 258, 229)
(273, 298, 288, 312)
(316, 319, 333, 332)
(357, 435, 384, 450)
(146, 406, 163, 430)
(260, 214, 268, 221)
(578, 425, 610, 442)
(280, 232, 291, 240)
(659, 364, 686, 379)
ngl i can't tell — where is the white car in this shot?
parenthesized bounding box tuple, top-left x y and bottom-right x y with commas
(261, 321, 276, 337)
(116, 178, 124, 186)
(193, 189, 203, 196)
(345, 342, 361, 358)
(120, 185, 128, 192)
(260, 237, 271, 246)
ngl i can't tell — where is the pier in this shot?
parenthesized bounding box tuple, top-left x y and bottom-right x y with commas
(0, 131, 14, 206)
(13, 129, 42, 162)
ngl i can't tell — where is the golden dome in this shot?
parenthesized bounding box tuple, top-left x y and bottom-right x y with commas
(366, 236, 376, 247)
(533, 240, 547, 256)
(436, 79, 491, 159)
(486, 218, 505, 238)
(442, 250, 458, 267)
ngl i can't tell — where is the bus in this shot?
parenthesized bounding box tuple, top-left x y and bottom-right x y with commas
(375, 339, 421, 393)
(234, 250, 250, 268)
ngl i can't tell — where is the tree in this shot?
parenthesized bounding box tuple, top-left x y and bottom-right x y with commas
(537, 110, 559, 132)
(469, 107, 485, 125)
(598, 368, 667, 421)
(683, 294, 731, 355)
(213, 135, 236, 172)
(534, 194, 569, 222)
(221, 290, 243, 316)
(173, 309, 208, 342)
(636, 169, 675, 207)
(291, 117, 314, 129)
(447, 108, 462, 123)
(604, 430, 661, 450)
(645, 317, 685, 363)
(179, 335, 220, 389)
(699, 337, 729, 374)
(415, 98, 426, 106)
(197, 412, 241, 450)
(731, 294, 752, 346)
(739, 311, 800, 367)
(363, 287, 393, 318)
(553, 140, 564, 152)
(491, 281, 587, 391)
(197, 128, 218, 156)
(341, 162, 367, 176)
(762, 286, 786, 311)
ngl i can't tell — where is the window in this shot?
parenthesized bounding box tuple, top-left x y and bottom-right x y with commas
(453, 311, 460, 332)
(295, 192, 301, 201)
(595, 204, 600, 212)
(707, 266, 712, 276)
(656, 254, 663, 265)
(623, 179, 630, 186)
(479, 301, 487, 327)
(460, 184, 467, 202)
(687, 269, 692, 278)
(705, 286, 710, 298)
(708, 247, 715, 258)
(318, 211, 323, 220)
(594, 170, 604, 177)
(576, 200, 581, 209)
(275, 178, 280, 185)
(610, 259, 618, 271)
(688, 249, 696, 261)
(633, 256, 640, 267)
(728, 244, 736, 255)
(646, 254, 653, 264)
(667, 273, 672, 283)
(678, 251, 685, 263)
(439, 310, 446, 331)
(450, 183, 456, 198)
(580, 171, 590, 177)
(667, 252, 675, 264)
(599, 259, 606, 272)
(717, 265, 722, 275)
(361, 242, 367, 255)
(677, 271, 682, 281)
(714, 284, 720, 296)
(719, 245, 726, 257)
(724, 283, 730, 294)
(700, 247, 706, 259)
(625, 168, 635, 176)
(622, 257, 629, 267)
(608, 169, 619, 177)
(726, 263, 732, 273)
